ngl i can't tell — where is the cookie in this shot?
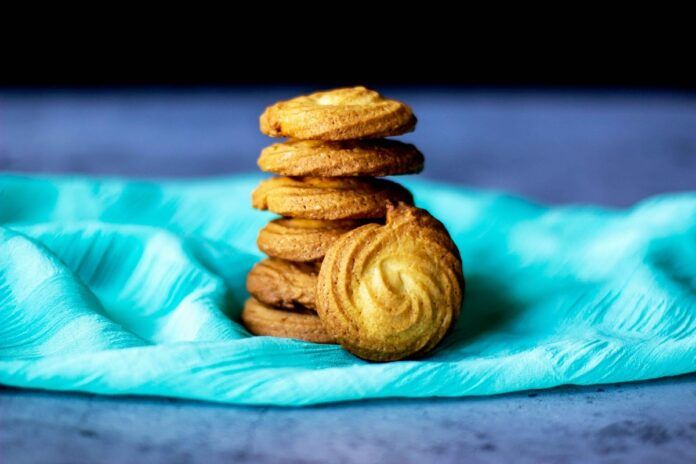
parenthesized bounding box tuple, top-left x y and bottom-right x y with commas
(251, 176, 413, 220)
(246, 258, 319, 310)
(258, 139, 424, 177)
(316, 203, 464, 362)
(260, 86, 416, 141)
(241, 297, 335, 344)
(258, 218, 368, 262)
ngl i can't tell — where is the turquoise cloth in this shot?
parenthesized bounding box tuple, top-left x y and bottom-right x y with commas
(0, 173, 694, 406)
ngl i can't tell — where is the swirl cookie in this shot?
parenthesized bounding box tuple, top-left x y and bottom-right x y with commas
(317, 203, 464, 361)
(241, 298, 335, 344)
(260, 86, 416, 140)
(246, 258, 319, 310)
(252, 176, 413, 220)
(258, 139, 424, 177)
(258, 218, 368, 262)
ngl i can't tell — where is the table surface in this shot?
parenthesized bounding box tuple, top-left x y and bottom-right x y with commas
(1, 88, 695, 464)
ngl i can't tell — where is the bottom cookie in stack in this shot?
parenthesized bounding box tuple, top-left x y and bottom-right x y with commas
(241, 298, 335, 344)
(242, 257, 335, 344)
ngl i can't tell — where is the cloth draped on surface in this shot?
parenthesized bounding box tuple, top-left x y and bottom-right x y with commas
(0, 173, 694, 406)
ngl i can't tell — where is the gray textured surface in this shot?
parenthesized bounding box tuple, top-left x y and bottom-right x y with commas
(1, 89, 695, 463)
(2, 376, 696, 464)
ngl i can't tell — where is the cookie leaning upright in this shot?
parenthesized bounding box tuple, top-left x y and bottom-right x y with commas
(317, 203, 464, 361)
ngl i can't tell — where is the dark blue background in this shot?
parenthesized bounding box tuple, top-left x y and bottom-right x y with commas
(2, 88, 695, 207)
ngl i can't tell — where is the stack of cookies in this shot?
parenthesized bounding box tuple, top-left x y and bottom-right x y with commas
(243, 87, 464, 361)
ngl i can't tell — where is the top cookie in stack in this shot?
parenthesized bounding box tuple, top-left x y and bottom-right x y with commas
(244, 86, 424, 343)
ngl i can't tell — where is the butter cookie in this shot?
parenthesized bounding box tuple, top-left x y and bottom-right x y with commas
(258, 139, 424, 177)
(260, 86, 416, 140)
(241, 298, 335, 344)
(258, 218, 368, 262)
(246, 258, 319, 310)
(251, 176, 413, 220)
(316, 203, 464, 361)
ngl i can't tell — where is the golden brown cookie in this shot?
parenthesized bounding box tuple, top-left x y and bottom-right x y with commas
(251, 176, 413, 220)
(260, 86, 416, 141)
(241, 297, 335, 344)
(316, 203, 464, 361)
(258, 218, 368, 262)
(246, 258, 319, 310)
(258, 139, 424, 177)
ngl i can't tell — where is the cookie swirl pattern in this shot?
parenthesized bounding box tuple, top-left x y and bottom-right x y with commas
(317, 203, 464, 361)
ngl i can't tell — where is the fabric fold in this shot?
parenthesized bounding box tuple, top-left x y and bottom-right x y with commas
(0, 173, 694, 406)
